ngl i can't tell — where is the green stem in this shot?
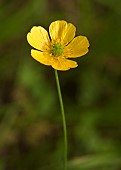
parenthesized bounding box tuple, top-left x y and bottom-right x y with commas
(54, 69, 67, 170)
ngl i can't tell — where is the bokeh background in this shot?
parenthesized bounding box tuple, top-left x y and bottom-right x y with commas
(0, 0, 121, 170)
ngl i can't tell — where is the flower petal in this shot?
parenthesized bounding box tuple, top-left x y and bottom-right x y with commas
(61, 23, 76, 46)
(49, 20, 67, 43)
(64, 36, 89, 58)
(49, 20, 76, 45)
(31, 49, 52, 66)
(27, 26, 50, 51)
(51, 57, 78, 71)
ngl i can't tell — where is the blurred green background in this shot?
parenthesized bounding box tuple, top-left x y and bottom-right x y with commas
(0, 0, 121, 170)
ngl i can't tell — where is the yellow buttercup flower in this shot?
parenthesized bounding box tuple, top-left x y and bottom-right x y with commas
(27, 20, 89, 71)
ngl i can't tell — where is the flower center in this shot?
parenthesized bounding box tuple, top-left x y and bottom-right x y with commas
(51, 43, 64, 56)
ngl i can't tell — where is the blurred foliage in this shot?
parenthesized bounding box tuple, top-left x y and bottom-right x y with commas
(0, 0, 121, 170)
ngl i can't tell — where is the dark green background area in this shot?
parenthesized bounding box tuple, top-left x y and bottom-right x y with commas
(0, 0, 121, 170)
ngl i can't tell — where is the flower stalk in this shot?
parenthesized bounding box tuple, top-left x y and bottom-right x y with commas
(54, 69, 67, 170)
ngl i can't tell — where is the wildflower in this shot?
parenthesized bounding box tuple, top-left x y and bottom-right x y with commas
(27, 20, 89, 71)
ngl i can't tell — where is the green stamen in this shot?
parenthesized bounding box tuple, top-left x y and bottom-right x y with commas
(52, 43, 64, 56)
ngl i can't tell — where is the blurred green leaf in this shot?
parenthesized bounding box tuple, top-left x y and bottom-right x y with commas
(68, 153, 121, 170)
